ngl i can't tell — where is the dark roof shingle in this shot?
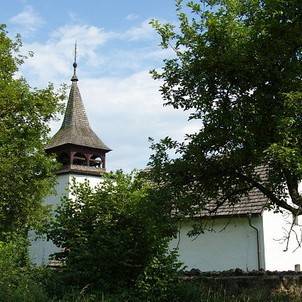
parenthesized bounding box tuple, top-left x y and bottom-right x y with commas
(46, 75, 111, 151)
(200, 166, 269, 217)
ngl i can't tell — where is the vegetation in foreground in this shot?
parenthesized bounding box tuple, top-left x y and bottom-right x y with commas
(1, 171, 300, 301)
(0, 25, 64, 240)
(0, 248, 301, 302)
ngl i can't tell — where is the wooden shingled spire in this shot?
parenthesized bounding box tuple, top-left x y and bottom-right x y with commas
(46, 44, 111, 175)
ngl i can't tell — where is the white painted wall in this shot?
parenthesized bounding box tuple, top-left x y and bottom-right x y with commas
(29, 174, 70, 265)
(68, 173, 103, 192)
(262, 209, 302, 271)
(29, 173, 103, 265)
(171, 216, 265, 272)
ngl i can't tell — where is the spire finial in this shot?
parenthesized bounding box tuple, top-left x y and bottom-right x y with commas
(71, 41, 78, 82)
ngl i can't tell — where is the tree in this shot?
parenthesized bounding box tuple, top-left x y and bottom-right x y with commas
(0, 236, 49, 301)
(0, 25, 64, 238)
(148, 0, 302, 218)
(46, 171, 177, 292)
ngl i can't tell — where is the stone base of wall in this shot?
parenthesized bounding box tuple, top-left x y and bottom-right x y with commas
(183, 269, 302, 296)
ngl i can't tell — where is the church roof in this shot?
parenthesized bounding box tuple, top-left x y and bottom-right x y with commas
(46, 59, 111, 152)
(201, 188, 268, 217)
(198, 166, 269, 217)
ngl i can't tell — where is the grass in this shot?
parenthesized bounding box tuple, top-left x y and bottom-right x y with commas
(50, 285, 301, 302)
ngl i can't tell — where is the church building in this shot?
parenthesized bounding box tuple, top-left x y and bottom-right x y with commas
(30, 52, 302, 272)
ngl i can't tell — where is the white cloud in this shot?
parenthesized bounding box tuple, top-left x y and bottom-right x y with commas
(124, 19, 155, 41)
(22, 24, 112, 85)
(50, 24, 110, 48)
(21, 20, 172, 86)
(181, 123, 201, 137)
(10, 6, 44, 33)
(68, 11, 81, 23)
(126, 14, 139, 21)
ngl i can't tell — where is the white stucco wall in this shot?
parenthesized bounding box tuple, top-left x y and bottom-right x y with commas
(171, 216, 265, 272)
(29, 173, 103, 265)
(262, 210, 302, 271)
(68, 173, 103, 192)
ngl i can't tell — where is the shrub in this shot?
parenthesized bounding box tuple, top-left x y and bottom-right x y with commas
(135, 248, 182, 301)
(0, 237, 49, 302)
(47, 171, 177, 293)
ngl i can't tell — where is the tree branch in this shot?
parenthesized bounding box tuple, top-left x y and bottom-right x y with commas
(236, 171, 300, 215)
(283, 169, 302, 209)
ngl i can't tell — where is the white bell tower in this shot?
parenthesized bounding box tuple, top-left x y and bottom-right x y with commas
(30, 45, 111, 264)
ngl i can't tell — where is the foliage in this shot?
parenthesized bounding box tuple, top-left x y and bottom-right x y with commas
(135, 248, 183, 301)
(0, 243, 300, 302)
(24, 279, 302, 302)
(148, 0, 302, 218)
(0, 237, 48, 302)
(46, 171, 178, 293)
(0, 24, 64, 238)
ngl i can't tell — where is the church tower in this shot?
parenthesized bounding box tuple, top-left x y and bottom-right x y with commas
(46, 46, 111, 177)
(30, 47, 111, 265)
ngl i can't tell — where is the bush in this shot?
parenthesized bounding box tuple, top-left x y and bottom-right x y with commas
(135, 248, 183, 301)
(47, 171, 178, 294)
(0, 237, 49, 302)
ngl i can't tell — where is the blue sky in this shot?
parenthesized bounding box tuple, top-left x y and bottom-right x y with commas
(2, 0, 200, 171)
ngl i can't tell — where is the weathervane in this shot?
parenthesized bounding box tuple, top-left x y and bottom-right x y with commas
(71, 41, 78, 81)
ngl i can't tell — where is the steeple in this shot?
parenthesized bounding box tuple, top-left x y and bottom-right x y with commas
(46, 45, 111, 175)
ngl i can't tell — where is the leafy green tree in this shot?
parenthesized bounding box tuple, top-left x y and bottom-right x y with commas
(0, 25, 64, 238)
(0, 237, 48, 302)
(46, 171, 177, 292)
(149, 0, 302, 217)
